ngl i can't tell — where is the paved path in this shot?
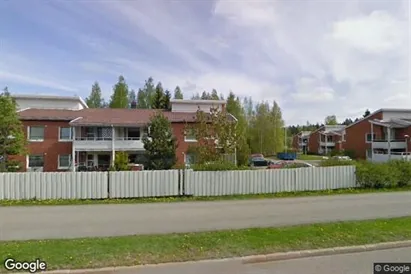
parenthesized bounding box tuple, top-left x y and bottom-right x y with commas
(115, 247, 411, 274)
(1, 192, 411, 241)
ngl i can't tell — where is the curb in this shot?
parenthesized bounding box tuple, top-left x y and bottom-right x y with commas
(242, 240, 411, 264)
(41, 240, 411, 273)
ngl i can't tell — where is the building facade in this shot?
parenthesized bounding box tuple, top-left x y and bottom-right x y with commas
(306, 125, 345, 155)
(13, 95, 229, 172)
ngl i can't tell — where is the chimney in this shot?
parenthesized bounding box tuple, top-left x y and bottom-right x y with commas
(130, 101, 137, 109)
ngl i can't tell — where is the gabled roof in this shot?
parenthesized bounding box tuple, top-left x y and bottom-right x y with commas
(17, 108, 236, 126)
(369, 118, 411, 128)
(345, 108, 411, 129)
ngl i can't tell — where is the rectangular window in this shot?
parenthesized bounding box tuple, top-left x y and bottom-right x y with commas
(59, 127, 72, 141)
(28, 155, 44, 167)
(366, 133, 376, 143)
(58, 155, 71, 169)
(184, 129, 197, 142)
(28, 126, 45, 141)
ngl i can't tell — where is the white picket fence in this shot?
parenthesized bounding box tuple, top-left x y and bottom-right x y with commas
(0, 166, 357, 200)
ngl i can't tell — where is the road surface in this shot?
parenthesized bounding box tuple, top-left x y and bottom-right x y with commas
(1, 192, 411, 241)
(116, 247, 411, 274)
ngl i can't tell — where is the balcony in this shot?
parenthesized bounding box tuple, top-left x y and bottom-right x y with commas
(320, 141, 335, 147)
(73, 137, 145, 151)
(369, 151, 411, 163)
(372, 139, 406, 150)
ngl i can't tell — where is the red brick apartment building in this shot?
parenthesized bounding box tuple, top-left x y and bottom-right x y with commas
(292, 126, 345, 155)
(292, 109, 411, 162)
(12, 94, 231, 172)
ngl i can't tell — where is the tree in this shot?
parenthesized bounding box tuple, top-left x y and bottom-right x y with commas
(173, 86, 183, 99)
(226, 92, 250, 165)
(136, 77, 156, 109)
(3, 86, 10, 96)
(113, 152, 130, 171)
(189, 107, 238, 164)
(128, 89, 136, 108)
(0, 91, 26, 172)
(151, 82, 165, 109)
(109, 75, 129, 108)
(200, 91, 211, 100)
(363, 109, 371, 117)
(191, 93, 201, 99)
(270, 101, 285, 153)
(210, 89, 219, 100)
(86, 82, 104, 108)
(324, 115, 338, 125)
(142, 111, 177, 170)
(164, 90, 171, 110)
(342, 118, 353, 125)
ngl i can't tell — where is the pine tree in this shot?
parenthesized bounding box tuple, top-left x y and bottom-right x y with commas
(109, 75, 129, 108)
(210, 89, 219, 100)
(86, 82, 104, 108)
(142, 111, 177, 170)
(173, 86, 183, 99)
(151, 82, 165, 109)
(137, 77, 155, 109)
(128, 89, 136, 108)
(164, 90, 171, 110)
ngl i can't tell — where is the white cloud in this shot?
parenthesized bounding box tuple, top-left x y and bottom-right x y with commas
(2, 0, 410, 125)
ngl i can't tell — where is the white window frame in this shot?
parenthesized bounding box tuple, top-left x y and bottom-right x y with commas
(365, 133, 376, 143)
(58, 155, 71, 169)
(59, 127, 72, 141)
(27, 126, 45, 142)
(27, 154, 44, 168)
(184, 128, 197, 142)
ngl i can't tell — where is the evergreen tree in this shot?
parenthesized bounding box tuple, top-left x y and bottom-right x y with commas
(201, 91, 211, 99)
(142, 111, 177, 170)
(164, 90, 171, 110)
(363, 109, 371, 117)
(109, 75, 129, 108)
(210, 89, 219, 100)
(0, 91, 27, 172)
(137, 77, 156, 109)
(173, 86, 183, 99)
(151, 82, 165, 109)
(86, 82, 104, 108)
(128, 89, 136, 108)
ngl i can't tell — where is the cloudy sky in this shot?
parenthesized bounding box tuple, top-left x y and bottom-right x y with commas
(0, 0, 410, 125)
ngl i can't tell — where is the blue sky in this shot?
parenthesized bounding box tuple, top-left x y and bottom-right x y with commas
(0, 0, 410, 125)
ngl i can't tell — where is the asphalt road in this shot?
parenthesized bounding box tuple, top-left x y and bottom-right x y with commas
(1, 192, 411, 241)
(118, 247, 411, 274)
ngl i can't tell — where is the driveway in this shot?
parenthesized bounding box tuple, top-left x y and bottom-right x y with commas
(1, 192, 411, 241)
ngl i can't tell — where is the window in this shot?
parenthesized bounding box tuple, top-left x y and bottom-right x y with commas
(59, 127, 72, 141)
(28, 155, 44, 167)
(342, 133, 346, 142)
(58, 155, 71, 169)
(184, 129, 197, 142)
(365, 133, 376, 143)
(28, 126, 44, 141)
(185, 153, 196, 166)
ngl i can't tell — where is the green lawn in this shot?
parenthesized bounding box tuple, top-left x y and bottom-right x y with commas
(297, 154, 325, 160)
(1, 187, 411, 207)
(2, 217, 411, 271)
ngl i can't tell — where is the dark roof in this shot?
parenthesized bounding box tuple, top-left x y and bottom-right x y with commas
(17, 108, 203, 126)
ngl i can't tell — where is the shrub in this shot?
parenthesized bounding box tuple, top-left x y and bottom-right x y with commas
(355, 160, 411, 188)
(113, 151, 131, 171)
(192, 160, 250, 171)
(319, 159, 355, 167)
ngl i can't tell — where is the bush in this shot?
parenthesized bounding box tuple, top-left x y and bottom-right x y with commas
(192, 160, 250, 171)
(319, 159, 355, 167)
(356, 160, 411, 188)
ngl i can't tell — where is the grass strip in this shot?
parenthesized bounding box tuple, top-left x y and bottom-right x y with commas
(2, 217, 411, 271)
(1, 187, 410, 207)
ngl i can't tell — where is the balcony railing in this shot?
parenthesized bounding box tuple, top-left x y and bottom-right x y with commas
(372, 138, 405, 142)
(73, 137, 145, 151)
(372, 139, 406, 149)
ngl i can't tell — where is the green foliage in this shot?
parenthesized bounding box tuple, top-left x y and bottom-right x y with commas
(324, 115, 338, 125)
(151, 82, 165, 109)
(173, 86, 183, 99)
(0, 91, 27, 172)
(343, 150, 357, 159)
(136, 77, 155, 109)
(330, 149, 343, 157)
(113, 152, 130, 171)
(319, 159, 355, 167)
(163, 90, 171, 110)
(109, 76, 129, 108)
(356, 160, 411, 188)
(192, 160, 249, 171)
(86, 82, 105, 108)
(188, 107, 238, 164)
(142, 111, 177, 170)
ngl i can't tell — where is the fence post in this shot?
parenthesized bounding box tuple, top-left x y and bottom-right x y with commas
(107, 171, 110, 199)
(182, 168, 186, 196)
